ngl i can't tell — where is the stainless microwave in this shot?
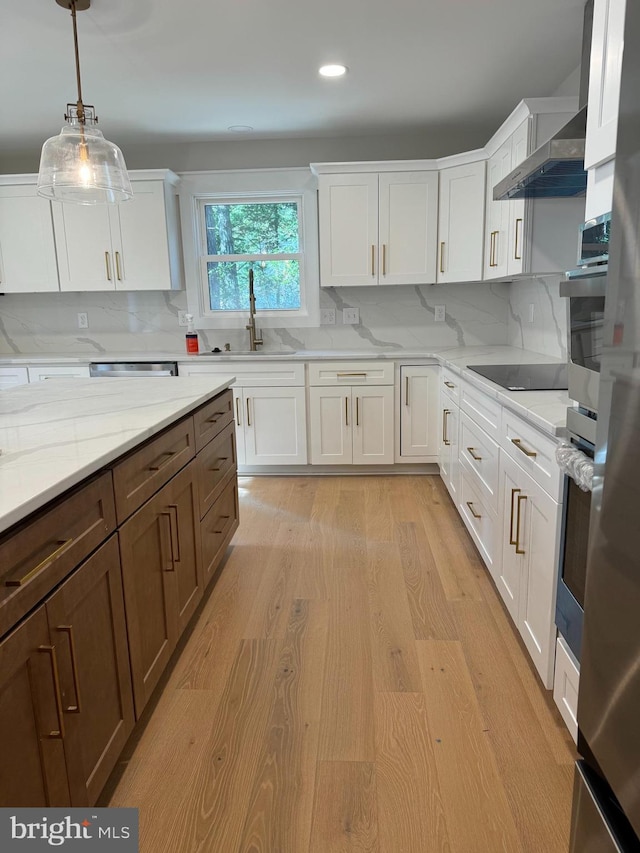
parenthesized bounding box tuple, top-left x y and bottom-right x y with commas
(576, 211, 611, 267)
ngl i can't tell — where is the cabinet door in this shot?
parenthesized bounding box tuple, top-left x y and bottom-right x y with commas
(483, 144, 511, 280)
(439, 397, 460, 504)
(52, 203, 116, 292)
(352, 385, 394, 465)
(498, 458, 524, 622)
(0, 366, 29, 389)
(507, 119, 530, 277)
(45, 536, 134, 806)
(111, 181, 173, 291)
(118, 485, 180, 718)
(378, 172, 438, 285)
(400, 365, 438, 458)
(0, 187, 59, 293)
(233, 388, 247, 466)
(437, 161, 486, 283)
(0, 607, 70, 807)
(318, 173, 379, 286)
(309, 386, 352, 465)
(244, 386, 307, 465)
(166, 463, 204, 634)
(585, 0, 626, 169)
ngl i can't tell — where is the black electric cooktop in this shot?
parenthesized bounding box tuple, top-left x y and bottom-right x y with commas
(466, 363, 568, 391)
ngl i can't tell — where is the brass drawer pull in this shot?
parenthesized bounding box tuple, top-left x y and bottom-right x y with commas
(5, 539, 72, 587)
(405, 375, 410, 406)
(382, 243, 387, 276)
(168, 504, 181, 563)
(206, 412, 226, 422)
(444, 380, 455, 389)
(356, 396, 360, 427)
(235, 397, 241, 426)
(514, 218, 523, 260)
(466, 447, 482, 462)
(515, 494, 527, 554)
(104, 251, 112, 281)
(337, 372, 367, 378)
(213, 515, 231, 534)
(246, 397, 251, 427)
(511, 437, 537, 458)
(38, 645, 65, 739)
(56, 625, 82, 713)
(466, 501, 482, 520)
(345, 396, 349, 427)
(442, 409, 450, 445)
(371, 244, 375, 276)
(115, 251, 122, 281)
(148, 449, 178, 471)
(440, 241, 445, 274)
(160, 512, 176, 571)
(509, 488, 521, 546)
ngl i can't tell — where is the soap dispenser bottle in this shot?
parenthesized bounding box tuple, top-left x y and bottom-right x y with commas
(185, 314, 199, 354)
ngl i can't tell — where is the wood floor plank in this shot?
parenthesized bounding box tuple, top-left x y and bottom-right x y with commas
(363, 477, 395, 543)
(366, 541, 422, 692)
(397, 521, 459, 640)
(309, 762, 379, 853)
(375, 692, 452, 853)
(416, 640, 523, 853)
(237, 599, 329, 853)
(420, 508, 486, 602)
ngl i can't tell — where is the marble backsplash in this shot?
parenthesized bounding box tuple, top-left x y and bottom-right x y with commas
(0, 282, 514, 355)
(507, 276, 567, 360)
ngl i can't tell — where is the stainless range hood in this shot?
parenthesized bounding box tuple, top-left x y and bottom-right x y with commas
(494, 0, 592, 201)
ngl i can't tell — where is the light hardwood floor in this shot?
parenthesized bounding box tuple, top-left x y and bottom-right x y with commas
(105, 475, 576, 852)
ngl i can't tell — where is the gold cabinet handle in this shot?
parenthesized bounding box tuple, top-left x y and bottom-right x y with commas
(235, 396, 242, 426)
(356, 396, 360, 427)
(115, 251, 122, 281)
(337, 372, 367, 378)
(515, 494, 527, 555)
(489, 231, 495, 267)
(444, 380, 455, 389)
(246, 397, 251, 427)
(160, 511, 176, 571)
(104, 251, 112, 281)
(148, 449, 177, 472)
(466, 447, 482, 462)
(37, 646, 65, 739)
(56, 626, 82, 713)
(514, 218, 523, 260)
(442, 409, 450, 445)
(5, 538, 72, 587)
(511, 437, 537, 458)
(345, 395, 349, 427)
(405, 376, 410, 406)
(439, 241, 445, 274)
(466, 501, 482, 520)
(371, 245, 375, 276)
(493, 231, 499, 267)
(509, 488, 521, 546)
(382, 243, 387, 276)
(167, 504, 181, 563)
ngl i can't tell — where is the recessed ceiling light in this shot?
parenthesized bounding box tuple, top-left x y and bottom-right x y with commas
(227, 125, 254, 133)
(319, 64, 347, 78)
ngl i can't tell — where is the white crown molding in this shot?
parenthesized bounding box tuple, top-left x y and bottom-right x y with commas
(310, 159, 438, 175)
(0, 168, 180, 186)
(435, 148, 487, 169)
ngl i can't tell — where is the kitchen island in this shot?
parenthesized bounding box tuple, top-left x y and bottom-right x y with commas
(0, 376, 239, 807)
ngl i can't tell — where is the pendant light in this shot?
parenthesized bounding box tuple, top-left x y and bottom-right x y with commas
(37, 0, 133, 205)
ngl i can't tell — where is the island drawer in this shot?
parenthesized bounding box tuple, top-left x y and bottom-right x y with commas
(112, 417, 196, 523)
(197, 421, 237, 519)
(193, 388, 234, 452)
(0, 472, 116, 639)
(200, 474, 239, 585)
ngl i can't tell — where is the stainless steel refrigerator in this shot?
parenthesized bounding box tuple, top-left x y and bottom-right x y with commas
(570, 2, 640, 849)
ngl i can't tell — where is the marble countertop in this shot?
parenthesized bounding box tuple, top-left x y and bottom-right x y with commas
(0, 376, 235, 535)
(0, 344, 569, 437)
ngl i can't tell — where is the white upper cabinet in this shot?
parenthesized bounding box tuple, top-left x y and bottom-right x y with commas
(315, 166, 438, 287)
(437, 160, 486, 284)
(585, 0, 626, 169)
(0, 185, 59, 293)
(53, 174, 183, 292)
(483, 143, 513, 280)
(507, 119, 529, 277)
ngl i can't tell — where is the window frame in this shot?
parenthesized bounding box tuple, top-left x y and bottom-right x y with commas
(179, 169, 319, 331)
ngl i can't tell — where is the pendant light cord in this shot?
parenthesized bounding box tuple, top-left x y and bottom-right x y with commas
(69, 0, 85, 122)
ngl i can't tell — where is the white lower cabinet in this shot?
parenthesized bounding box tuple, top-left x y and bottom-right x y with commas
(236, 386, 307, 466)
(0, 366, 29, 389)
(553, 636, 580, 743)
(398, 365, 439, 460)
(498, 451, 562, 688)
(309, 385, 394, 465)
(459, 463, 500, 578)
(438, 391, 460, 504)
(27, 365, 91, 382)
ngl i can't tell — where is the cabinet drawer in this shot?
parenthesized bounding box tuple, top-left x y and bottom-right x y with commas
(0, 472, 116, 639)
(501, 409, 562, 501)
(180, 361, 304, 387)
(460, 379, 501, 440)
(193, 388, 234, 452)
(27, 365, 91, 382)
(200, 474, 239, 585)
(112, 417, 195, 523)
(459, 412, 500, 514)
(308, 361, 394, 386)
(440, 366, 461, 404)
(459, 466, 499, 576)
(197, 421, 237, 518)
(553, 636, 579, 743)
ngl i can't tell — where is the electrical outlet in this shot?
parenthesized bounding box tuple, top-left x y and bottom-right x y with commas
(320, 308, 336, 325)
(342, 307, 359, 325)
(528, 303, 535, 324)
(77, 312, 88, 329)
(434, 305, 446, 322)
(178, 311, 189, 327)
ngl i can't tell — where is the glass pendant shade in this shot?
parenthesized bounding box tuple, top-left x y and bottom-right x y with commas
(37, 118, 133, 205)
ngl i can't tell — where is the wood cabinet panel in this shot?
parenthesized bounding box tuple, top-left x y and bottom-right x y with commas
(45, 536, 134, 806)
(193, 388, 234, 452)
(0, 472, 116, 639)
(200, 474, 239, 586)
(112, 416, 195, 523)
(168, 465, 204, 634)
(197, 421, 237, 518)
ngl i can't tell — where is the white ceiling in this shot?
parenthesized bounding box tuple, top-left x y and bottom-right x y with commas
(0, 0, 586, 154)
